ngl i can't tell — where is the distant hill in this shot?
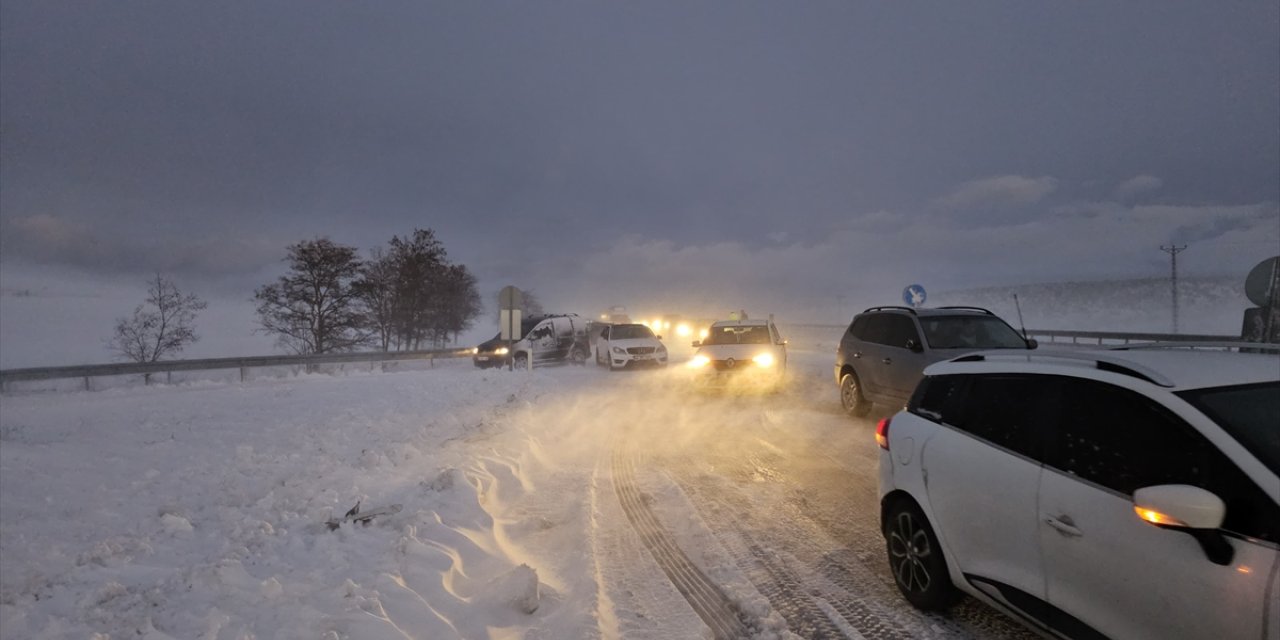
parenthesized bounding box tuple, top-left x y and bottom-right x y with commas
(930, 276, 1249, 336)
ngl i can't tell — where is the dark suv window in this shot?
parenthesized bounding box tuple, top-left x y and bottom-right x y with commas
(911, 374, 1051, 462)
(879, 315, 920, 350)
(1050, 379, 1279, 542)
(850, 314, 886, 343)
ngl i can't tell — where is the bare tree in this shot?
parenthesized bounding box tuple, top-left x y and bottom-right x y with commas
(386, 229, 448, 350)
(354, 247, 398, 351)
(254, 238, 368, 354)
(111, 274, 208, 363)
(430, 264, 482, 346)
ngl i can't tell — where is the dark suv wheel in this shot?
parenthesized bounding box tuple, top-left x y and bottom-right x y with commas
(840, 372, 872, 417)
(884, 499, 960, 610)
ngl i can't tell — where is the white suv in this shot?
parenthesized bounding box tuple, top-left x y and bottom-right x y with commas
(876, 346, 1280, 640)
(595, 323, 668, 370)
(686, 319, 788, 388)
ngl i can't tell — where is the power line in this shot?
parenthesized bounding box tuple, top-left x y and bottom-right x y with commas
(1160, 245, 1188, 333)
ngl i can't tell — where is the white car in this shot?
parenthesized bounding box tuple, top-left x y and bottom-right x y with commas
(876, 345, 1280, 640)
(686, 319, 787, 388)
(595, 323, 668, 370)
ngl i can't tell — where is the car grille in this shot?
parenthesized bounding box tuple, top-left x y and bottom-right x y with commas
(711, 359, 745, 371)
(627, 347, 657, 355)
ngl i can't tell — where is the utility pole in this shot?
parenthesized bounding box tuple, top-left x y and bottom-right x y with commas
(1160, 244, 1187, 333)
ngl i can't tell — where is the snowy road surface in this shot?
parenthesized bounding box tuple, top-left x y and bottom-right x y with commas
(1, 351, 1037, 639)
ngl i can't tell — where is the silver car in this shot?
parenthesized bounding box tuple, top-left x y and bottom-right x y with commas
(834, 306, 1035, 416)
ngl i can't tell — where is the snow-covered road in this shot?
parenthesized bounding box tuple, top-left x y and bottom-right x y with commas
(1, 352, 1035, 639)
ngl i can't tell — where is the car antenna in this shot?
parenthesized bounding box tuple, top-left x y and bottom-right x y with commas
(1013, 293, 1028, 340)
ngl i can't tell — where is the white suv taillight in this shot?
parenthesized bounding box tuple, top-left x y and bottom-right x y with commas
(876, 417, 891, 450)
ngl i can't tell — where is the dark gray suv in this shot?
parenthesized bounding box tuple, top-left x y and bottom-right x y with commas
(834, 306, 1035, 416)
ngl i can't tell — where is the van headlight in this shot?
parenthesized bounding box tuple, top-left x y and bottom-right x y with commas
(688, 354, 710, 368)
(494, 347, 509, 355)
(752, 353, 775, 367)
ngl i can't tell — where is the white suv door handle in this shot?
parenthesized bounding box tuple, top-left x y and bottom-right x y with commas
(1045, 515, 1083, 538)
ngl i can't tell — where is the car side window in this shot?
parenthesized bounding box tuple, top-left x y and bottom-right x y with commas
(1051, 379, 1280, 542)
(848, 316, 867, 338)
(910, 374, 967, 424)
(879, 315, 921, 350)
(946, 374, 1052, 462)
(856, 315, 887, 343)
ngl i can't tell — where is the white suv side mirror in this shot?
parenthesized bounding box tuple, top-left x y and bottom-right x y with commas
(1133, 484, 1233, 566)
(1132, 484, 1225, 530)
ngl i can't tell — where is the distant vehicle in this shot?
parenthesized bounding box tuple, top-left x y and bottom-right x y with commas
(472, 314, 590, 369)
(876, 346, 1280, 639)
(599, 306, 632, 324)
(595, 323, 668, 370)
(687, 318, 787, 389)
(835, 306, 1034, 416)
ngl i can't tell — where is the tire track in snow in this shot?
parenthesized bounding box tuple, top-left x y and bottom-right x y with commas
(671, 469, 914, 640)
(610, 448, 755, 639)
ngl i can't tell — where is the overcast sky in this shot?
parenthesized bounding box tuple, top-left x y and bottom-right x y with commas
(2, 1, 1278, 355)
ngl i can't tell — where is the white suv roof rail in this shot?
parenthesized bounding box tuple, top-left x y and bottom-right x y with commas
(949, 350, 1176, 387)
(1110, 341, 1280, 353)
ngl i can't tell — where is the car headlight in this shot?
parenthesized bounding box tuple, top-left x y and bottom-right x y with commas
(688, 354, 710, 368)
(753, 353, 775, 367)
(471, 347, 479, 354)
(657, 344, 667, 353)
(494, 347, 509, 355)
(612, 346, 626, 355)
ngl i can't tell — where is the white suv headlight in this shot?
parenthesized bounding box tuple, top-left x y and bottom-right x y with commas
(612, 346, 626, 355)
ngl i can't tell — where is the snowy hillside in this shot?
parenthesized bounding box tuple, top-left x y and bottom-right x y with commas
(930, 276, 1249, 335)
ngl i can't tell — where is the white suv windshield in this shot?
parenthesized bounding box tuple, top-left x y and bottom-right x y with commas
(1177, 381, 1280, 475)
(703, 325, 772, 345)
(610, 325, 654, 340)
(920, 316, 1026, 349)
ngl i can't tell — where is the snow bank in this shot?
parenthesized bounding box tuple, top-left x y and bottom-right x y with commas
(0, 366, 605, 638)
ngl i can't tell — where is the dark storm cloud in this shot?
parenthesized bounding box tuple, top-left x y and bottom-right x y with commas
(1, 0, 1277, 292)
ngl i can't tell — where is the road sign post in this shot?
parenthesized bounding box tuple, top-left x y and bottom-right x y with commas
(498, 286, 523, 371)
(1242, 257, 1280, 344)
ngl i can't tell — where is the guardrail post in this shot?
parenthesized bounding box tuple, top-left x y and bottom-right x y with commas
(240, 367, 248, 383)
(84, 376, 91, 392)
(167, 371, 172, 385)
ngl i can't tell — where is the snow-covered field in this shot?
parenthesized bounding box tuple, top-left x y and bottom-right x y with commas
(2, 354, 841, 640)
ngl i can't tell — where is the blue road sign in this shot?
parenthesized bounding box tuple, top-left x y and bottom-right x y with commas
(903, 284, 927, 308)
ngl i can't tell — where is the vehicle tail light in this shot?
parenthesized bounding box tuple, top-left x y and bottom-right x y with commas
(876, 417, 891, 450)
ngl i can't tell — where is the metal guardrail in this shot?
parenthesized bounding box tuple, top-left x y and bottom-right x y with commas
(0, 347, 473, 390)
(1023, 329, 1242, 345)
(777, 324, 1242, 347)
(0, 327, 1253, 392)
